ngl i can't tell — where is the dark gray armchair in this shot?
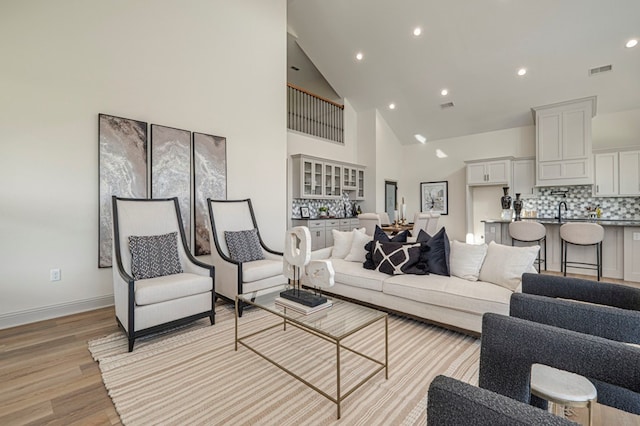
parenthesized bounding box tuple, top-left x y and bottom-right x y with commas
(479, 313, 640, 415)
(427, 375, 573, 425)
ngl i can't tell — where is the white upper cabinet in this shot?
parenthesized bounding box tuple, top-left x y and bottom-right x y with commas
(291, 154, 365, 200)
(533, 97, 596, 186)
(619, 150, 640, 196)
(512, 158, 536, 198)
(466, 158, 512, 186)
(594, 152, 618, 196)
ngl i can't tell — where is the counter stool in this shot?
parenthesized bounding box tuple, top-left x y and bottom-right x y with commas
(509, 221, 546, 272)
(560, 222, 604, 281)
(530, 364, 597, 426)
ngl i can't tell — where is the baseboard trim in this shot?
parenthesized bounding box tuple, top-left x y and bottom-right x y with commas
(0, 295, 114, 330)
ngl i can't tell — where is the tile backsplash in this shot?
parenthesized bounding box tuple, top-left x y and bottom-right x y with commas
(291, 194, 361, 219)
(520, 186, 640, 220)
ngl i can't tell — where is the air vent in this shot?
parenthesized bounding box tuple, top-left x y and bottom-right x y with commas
(440, 102, 455, 109)
(290, 66, 300, 71)
(589, 64, 612, 76)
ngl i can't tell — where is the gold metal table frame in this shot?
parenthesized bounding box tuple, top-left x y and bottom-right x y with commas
(235, 290, 388, 419)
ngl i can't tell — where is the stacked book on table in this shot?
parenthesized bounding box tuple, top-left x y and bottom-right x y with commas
(274, 297, 333, 315)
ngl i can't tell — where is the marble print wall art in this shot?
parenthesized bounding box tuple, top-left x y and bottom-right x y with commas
(193, 132, 227, 256)
(99, 114, 148, 267)
(151, 125, 191, 248)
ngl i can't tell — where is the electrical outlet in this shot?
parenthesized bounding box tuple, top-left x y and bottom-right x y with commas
(50, 268, 61, 281)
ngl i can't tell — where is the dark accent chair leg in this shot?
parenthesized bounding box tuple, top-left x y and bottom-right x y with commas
(128, 337, 135, 352)
(238, 301, 244, 318)
(209, 314, 215, 325)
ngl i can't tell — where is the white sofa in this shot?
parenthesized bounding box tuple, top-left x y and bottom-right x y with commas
(307, 236, 538, 335)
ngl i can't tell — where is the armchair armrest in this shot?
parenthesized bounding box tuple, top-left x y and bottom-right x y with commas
(427, 375, 573, 425)
(521, 273, 640, 310)
(510, 293, 640, 344)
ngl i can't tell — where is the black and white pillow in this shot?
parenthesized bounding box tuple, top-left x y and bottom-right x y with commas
(363, 225, 410, 270)
(225, 229, 265, 262)
(372, 241, 429, 275)
(129, 231, 183, 280)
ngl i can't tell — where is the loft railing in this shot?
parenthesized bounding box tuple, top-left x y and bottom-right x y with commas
(287, 83, 344, 143)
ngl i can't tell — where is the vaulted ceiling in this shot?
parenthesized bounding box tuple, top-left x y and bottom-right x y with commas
(287, 0, 640, 145)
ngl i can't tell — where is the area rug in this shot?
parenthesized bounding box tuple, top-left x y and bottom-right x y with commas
(89, 303, 480, 425)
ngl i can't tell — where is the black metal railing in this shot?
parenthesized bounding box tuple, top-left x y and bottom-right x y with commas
(287, 83, 344, 143)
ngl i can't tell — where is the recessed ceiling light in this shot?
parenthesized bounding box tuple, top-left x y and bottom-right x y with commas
(440, 89, 448, 96)
(517, 68, 527, 76)
(414, 134, 427, 144)
(388, 103, 396, 110)
(413, 27, 422, 37)
(626, 39, 638, 48)
(355, 52, 364, 61)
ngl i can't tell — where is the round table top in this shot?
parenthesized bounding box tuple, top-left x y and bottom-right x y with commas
(530, 363, 597, 404)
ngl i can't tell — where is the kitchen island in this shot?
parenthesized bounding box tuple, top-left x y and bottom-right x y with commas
(482, 218, 640, 282)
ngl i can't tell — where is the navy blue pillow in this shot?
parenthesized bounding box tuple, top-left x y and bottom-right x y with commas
(372, 241, 429, 275)
(425, 227, 450, 276)
(363, 226, 410, 269)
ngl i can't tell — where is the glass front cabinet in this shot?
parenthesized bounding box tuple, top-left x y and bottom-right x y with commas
(292, 154, 365, 200)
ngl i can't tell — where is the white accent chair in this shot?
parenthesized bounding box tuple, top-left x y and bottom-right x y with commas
(358, 213, 381, 236)
(425, 213, 441, 235)
(112, 197, 215, 352)
(207, 199, 285, 315)
(377, 212, 392, 225)
(412, 212, 430, 236)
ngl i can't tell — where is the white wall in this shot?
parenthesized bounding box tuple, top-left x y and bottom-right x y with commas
(0, 0, 287, 327)
(593, 108, 640, 149)
(402, 126, 536, 242)
(375, 111, 404, 214)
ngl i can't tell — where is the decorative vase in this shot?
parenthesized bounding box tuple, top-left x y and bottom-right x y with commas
(513, 193, 523, 221)
(500, 187, 512, 221)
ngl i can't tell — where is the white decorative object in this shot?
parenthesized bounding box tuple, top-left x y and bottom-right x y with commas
(305, 260, 335, 288)
(283, 226, 311, 279)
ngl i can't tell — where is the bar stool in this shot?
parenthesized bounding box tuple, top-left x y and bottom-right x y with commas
(530, 364, 597, 426)
(560, 222, 604, 281)
(509, 221, 546, 272)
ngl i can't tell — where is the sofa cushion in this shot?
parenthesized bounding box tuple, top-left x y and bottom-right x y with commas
(382, 273, 512, 316)
(372, 241, 429, 275)
(424, 227, 451, 276)
(242, 258, 283, 283)
(135, 272, 212, 306)
(129, 232, 183, 280)
(344, 228, 372, 262)
(331, 227, 366, 259)
(449, 240, 488, 281)
(329, 258, 386, 292)
(479, 241, 539, 291)
(363, 226, 411, 269)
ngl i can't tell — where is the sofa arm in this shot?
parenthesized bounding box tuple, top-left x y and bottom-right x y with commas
(521, 273, 640, 310)
(310, 247, 333, 260)
(427, 375, 573, 425)
(510, 293, 640, 344)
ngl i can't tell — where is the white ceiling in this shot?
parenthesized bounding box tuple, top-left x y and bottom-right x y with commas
(287, 0, 640, 145)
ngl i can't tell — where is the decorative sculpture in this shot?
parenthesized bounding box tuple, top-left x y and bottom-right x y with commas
(281, 226, 334, 306)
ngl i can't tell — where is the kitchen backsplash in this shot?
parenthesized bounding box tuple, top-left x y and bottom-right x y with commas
(291, 194, 361, 219)
(520, 186, 640, 220)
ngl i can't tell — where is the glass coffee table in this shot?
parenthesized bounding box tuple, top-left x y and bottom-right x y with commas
(235, 286, 388, 419)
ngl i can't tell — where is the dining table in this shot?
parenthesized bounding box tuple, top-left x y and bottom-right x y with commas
(380, 223, 414, 235)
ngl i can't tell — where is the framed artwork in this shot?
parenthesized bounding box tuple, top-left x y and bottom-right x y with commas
(98, 113, 148, 267)
(420, 181, 448, 215)
(300, 206, 310, 218)
(151, 124, 191, 248)
(193, 132, 227, 256)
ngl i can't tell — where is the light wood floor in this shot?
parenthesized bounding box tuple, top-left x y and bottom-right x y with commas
(1, 273, 639, 425)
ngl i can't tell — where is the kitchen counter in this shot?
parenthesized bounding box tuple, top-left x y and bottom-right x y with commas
(482, 218, 640, 227)
(482, 218, 640, 282)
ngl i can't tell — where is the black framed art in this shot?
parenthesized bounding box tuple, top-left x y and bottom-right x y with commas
(420, 181, 448, 215)
(300, 206, 310, 218)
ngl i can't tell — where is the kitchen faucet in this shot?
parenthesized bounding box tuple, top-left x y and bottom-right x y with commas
(556, 201, 568, 222)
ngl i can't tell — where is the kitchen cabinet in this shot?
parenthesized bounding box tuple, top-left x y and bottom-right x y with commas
(292, 218, 359, 250)
(619, 150, 640, 196)
(291, 154, 365, 200)
(466, 157, 512, 186)
(624, 227, 640, 282)
(512, 158, 536, 198)
(594, 152, 618, 196)
(533, 97, 596, 186)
